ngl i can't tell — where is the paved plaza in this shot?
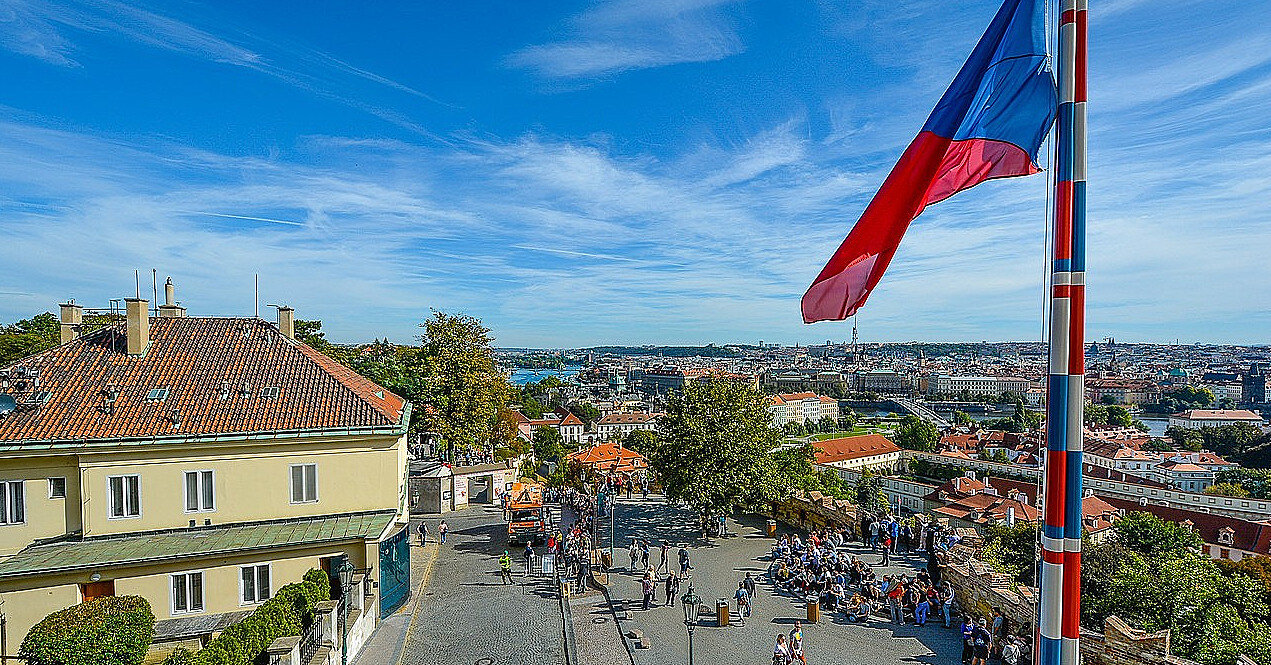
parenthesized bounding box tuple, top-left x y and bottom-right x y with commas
(599, 497, 964, 665)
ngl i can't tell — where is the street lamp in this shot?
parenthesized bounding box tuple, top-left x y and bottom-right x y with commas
(681, 585, 701, 665)
(337, 560, 355, 665)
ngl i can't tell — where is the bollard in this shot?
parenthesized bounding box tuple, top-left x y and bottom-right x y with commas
(807, 600, 820, 623)
(716, 599, 730, 627)
(766, 520, 778, 538)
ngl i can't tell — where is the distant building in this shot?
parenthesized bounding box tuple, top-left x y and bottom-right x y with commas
(1103, 497, 1271, 562)
(596, 412, 659, 439)
(769, 392, 839, 427)
(812, 434, 902, 473)
(565, 442, 650, 482)
(928, 375, 998, 397)
(1244, 363, 1269, 404)
(1168, 409, 1264, 430)
(855, 370, 911, 395)
(1086, 378, 1160, 405)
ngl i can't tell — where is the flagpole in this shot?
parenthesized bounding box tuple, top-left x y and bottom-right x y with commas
(1040, 1, 1086, 665)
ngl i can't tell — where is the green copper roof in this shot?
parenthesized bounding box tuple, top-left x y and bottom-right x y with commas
(0, 511, 397, 579)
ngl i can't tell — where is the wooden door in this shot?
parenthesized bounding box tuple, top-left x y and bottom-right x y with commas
(81, 580, 115, 602)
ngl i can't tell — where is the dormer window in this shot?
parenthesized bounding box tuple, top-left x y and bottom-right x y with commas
(259, 387, 280, 399)
(1218, 528, 1235, 545)
(146, 388, 169, 401)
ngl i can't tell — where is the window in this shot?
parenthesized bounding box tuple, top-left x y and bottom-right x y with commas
(184, 471, 214, 512)
(146, 388, 169, 401)
(108, 475, 140, 518)
(241, 564, 271, 604)
(260, 386, 280, 399)
(48, 477, 66, 499)
(290, 464, 318, 503)
(0, 481, 24, 524)
(171, 572, 204, 614)
(31, 390, 51, 404)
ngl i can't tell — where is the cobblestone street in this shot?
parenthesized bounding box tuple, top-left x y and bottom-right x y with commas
(598, 497, 965, 665)
(359, 504, 566, 665)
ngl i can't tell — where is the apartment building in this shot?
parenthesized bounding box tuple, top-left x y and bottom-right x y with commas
(768, 392, 839, 427)
(595, 412, 659, 439)
(0, 293, 411, 649)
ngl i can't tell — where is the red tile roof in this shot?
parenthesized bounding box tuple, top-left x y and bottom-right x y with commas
(813, 434, 900, 464)
(565, 442, 648, 475)
(1102, 497, 1271, 554)
(0, 317, 407, 445)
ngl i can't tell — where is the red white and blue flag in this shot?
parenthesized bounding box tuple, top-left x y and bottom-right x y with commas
(801, 0, 1057, 323)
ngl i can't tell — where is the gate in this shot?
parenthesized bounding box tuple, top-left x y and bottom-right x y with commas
(379, 524, 411, 617)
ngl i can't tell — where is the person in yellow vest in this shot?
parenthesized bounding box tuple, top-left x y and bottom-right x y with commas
(499, 551, 513, 585)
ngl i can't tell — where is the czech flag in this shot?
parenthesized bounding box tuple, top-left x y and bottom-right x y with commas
(801, 0, 1057, 323)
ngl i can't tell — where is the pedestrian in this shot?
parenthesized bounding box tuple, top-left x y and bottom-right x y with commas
(438, 519, 448, 544)
(665, 572, 680, 606)
(641, 574, 655, 610)
(629, 539, 640, 571)
(640, 541, 650, 569)
(499, 551, 513, 585)
(941, 584, 955, 628)
(889, 518, 900, 553)
(641, 479, 649, 500)
(886, 576, 904, 625)
(960, 616, 976, 664)
(743, 571, 757, 606)
(915, 588, 930, 626)
(880, 535, 892, 566)
(789, 621, 807, 665)
(658, 540, 671, 575)
(523, 543, 535, 576)
(678, 546, 693, 576)
(971, 618, 993, 665)
(869, 519, 880, 551)
(773, 634, 790, 665)
(417, 520, 428, 546)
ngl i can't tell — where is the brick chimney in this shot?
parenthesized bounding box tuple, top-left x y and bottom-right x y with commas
(158, 277, 186, 318)
(277, 306, 295, 340)
(124, 298, 150, 356)
(59, 301, 82, 344)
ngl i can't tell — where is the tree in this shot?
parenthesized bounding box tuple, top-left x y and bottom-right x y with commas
(1168, 425, 1207, 452)
(0, 312, 59, 365)
(953, 410, 973, 427)
(569, 402, 601, 429)
(1201, 423, 1266, 459)
(837, 412, 857, 431)
(853, 471, 889, 516)
(651, 380, 781, 519)
(783, 420, 806, 438)
(1107, 405, 1133, 428)
(417, 312, 510, 453)
(1113, 511, 1202, 559)
(532, 426, 565, 462)
(817, 416, 839, 433)
(1169, 386, 1216, 408)
(623, 429, 657, 455)
(1205, 482, 1251, 498)
(771, 444, 847, 500)
(893, 415, 939, 451)
(982, 522, 1037, 585)
(294, 319, 330, 349)
(1143, 438, 1174, 452)
(1214, 469, 1271, 499)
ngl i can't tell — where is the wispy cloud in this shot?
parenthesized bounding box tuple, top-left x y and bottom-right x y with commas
(508, 0, 746, 79)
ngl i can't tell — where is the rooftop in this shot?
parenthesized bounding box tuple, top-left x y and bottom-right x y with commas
(813, 434, 901, 464)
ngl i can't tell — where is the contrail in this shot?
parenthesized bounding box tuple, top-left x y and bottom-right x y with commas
(180, 211, 305, 226)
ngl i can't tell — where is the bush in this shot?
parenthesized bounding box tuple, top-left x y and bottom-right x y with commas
(190, 569, 331, 665)
(20, 595, 155, 665)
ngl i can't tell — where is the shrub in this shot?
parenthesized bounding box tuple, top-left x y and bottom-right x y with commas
(190, 569, 331, 665)
(20, 595, 155, 665)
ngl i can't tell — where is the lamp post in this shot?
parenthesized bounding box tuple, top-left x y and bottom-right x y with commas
(337, 560, 355, 665)
(681, 585, 701, 665)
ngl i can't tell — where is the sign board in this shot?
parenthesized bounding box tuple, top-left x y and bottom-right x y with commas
(541, 553, 555, 576)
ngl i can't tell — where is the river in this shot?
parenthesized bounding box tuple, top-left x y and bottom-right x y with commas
(508, 366, 582, 386)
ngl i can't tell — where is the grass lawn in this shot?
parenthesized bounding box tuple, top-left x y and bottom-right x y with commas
(809, 428, 873, 440)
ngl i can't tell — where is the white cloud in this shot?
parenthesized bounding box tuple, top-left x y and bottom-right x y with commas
(508, 0, 745, 79)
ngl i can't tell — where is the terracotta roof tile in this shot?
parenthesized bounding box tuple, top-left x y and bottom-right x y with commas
(0, 317, 406, 444)
(813, 434, 900, 464)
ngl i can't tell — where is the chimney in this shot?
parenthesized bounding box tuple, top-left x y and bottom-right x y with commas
(158, 277, 186, 318)
(59, 301, 83, 344)
(124, 298, 150, 356)
(277, 306, 295, 340)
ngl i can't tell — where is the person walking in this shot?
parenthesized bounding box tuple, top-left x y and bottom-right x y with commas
(889, 518, 900, 553)
(523, 543, 535, 576)
(417, 520, 428, 546)
(678, 546, 693, 577)
(734, 581, 751, 620)
(960, 616, 976, 664)
(971, 618, 993, 665)
(773, 634, 790, 665)
(629, 540, 640, 572)
(640, 541, 650, 570)
(438, 520, 448, 544)
(665, 572, 680, 606)
(880, 535, 892, 566)
(789, 621, 807, 665)
(499, 551, 513, 585)
(641, 574, 655, 610)
(658, 540, 671, 575)
(743, 572, 757, 608)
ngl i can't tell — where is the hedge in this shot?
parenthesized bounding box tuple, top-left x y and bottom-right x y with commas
(163, 569, 331, 665)
(20, 595, 155, 665)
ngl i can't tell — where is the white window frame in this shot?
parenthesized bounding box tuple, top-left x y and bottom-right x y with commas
(183, 470, 216, 513)
(0, 480, 25, 525)
(239, 563, 272, 605)
(107, 474, 141, 519)
(289, 464, 318, 504)
(47, 477, 66, 499)
(170, 571, 205, 615)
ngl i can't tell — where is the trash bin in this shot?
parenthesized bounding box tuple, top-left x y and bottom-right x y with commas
(766, 519, 778, 537)
(717, 599, 730, 627)
(601, 551, 612, 570)
(806, 599, 820, 623)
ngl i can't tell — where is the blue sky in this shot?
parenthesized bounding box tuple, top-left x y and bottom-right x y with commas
(0, 0, 1268, 347)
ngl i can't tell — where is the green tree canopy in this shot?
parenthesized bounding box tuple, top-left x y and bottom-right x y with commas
(1113, 511, 1202, 560)
(893, 414, 939, 451)
(651, 380, 781, 518)
(853, 470, 889, 516)
(532, 425, 565, 462)
(417, 311, 510, 452)
(623, 429, 657, 455)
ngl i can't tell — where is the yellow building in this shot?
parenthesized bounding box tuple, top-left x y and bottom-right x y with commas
(0, 293, 411, 652)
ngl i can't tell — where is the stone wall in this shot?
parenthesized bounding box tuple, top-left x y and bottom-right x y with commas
(771, 491, 859, 536)
(941, 546, 1035, 634)
(1082, 616, 1200, 665)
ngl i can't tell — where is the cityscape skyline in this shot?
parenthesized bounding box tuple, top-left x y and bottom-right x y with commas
(1, 0, 1268, 347)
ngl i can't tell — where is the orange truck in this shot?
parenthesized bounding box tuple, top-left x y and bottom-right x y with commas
(505, 481, 547, 545)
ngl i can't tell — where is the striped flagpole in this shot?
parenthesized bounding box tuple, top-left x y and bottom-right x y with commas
(1040, 1, 1086, 665)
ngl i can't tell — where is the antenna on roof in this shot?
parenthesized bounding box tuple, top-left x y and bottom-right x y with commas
(135, 269, 141, 299)
(255, 274, 259, 319)
(152, 269, 158, 317)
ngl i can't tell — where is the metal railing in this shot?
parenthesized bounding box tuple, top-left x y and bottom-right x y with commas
(299, 615, 323, 665)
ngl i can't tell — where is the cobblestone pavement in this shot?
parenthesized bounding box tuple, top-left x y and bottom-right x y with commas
(597, 497, 964, 665)
(351, 533, 438, 665)
(363, 504, 566, 665)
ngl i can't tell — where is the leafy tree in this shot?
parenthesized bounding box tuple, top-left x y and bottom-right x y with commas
(651, 380, 781, 520)
(417, 312, 510, 453)
(623, 429, 657, 455)
(1218, 556, 1271, 609)
(0, 312, 59, 365)
(1113, 511, 1202, 559)
(1143, 438, 1174, 452)
(981, 522, 1037, 585)
(893, 414, 939, 451)
(853, 471, 889, 516)
(817, 415, 839, 433)
(771, 444, 847, 500)
(1200, 423, 1267, 459)
(569, 402, 601, 429)
(1204, 482, 1251, 498)
(837, 412, 857, 430)
(294, 319, 329, 349)
(1107, 405, 1133, 428)
(532, 425, 565, 462)
(1214, 468, 1271, 499)
(1168, 385, 1217, 408)
(953, 410, 973, 427)
(783, 420, 806, 438)
(1168, 425, 1207, 452)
